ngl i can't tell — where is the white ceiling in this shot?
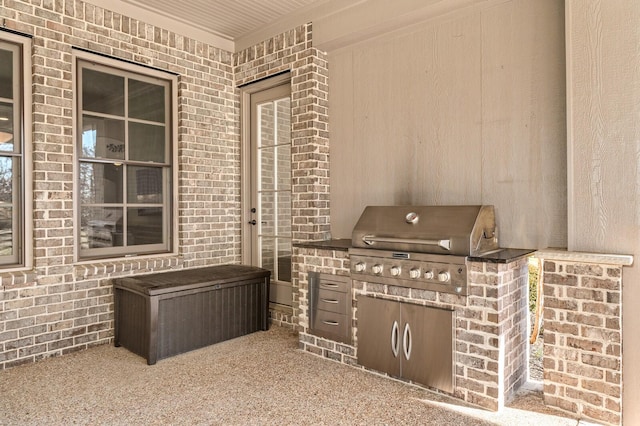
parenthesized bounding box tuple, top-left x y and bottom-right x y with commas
(120, 0, 327, 41)
(85, 0, 485, 53)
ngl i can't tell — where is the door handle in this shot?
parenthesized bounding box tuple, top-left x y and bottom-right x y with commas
(391, 321, 400, 358)
(403, 323, 412, 360)
(248, 220, 257, 225)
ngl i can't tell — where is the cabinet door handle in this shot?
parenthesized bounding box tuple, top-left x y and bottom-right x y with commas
(403, 323, 412, 360)
(391, 320, 400, 358)
(321, 298, 339, 304)
(322, 320, 339, 326)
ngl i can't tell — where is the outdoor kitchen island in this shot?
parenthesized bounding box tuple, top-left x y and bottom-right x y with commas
(293, 238, 533, 412)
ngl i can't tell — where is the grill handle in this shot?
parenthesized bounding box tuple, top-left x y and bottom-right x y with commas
(362, 235, 451, 251)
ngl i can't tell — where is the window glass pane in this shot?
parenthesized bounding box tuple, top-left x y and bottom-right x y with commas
(0, 207, 12, 256)
(0, 48, 12, 100)
(79, 162, 123, 204)
(128, 207, 163, 245)
(0, 156, 15, 203)
(260, 146, 275, 192)
(81, 206, 124, 248)
(82, 68, 124, 116)
(277, 192, 291, 237)
(129, 122, 165, 163)
(128, 166, 163, 203)
(0, 103, 14, 152)
(129, 79, 165, 123)
(81, 115, 125, 159)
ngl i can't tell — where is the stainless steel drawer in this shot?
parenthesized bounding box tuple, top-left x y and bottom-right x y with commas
(313, 310, 349, 338)
(319, 275, 350, 293)
(316, 288, 348, 314)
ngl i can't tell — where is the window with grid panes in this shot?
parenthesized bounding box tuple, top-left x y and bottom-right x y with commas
(77, 58, 173, 259)
(0, 36, 29, 268)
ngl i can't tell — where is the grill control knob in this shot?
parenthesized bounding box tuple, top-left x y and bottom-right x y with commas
(354, 262, 366, 272)
(438, 271, 451, 282)
(372, 264, 383, 275)
(390, 266, 401, 276)
(424, 270, 434, 280)
(409, 268, 420, 279)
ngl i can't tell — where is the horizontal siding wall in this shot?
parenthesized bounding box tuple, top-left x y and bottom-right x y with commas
(329, 0, 567, 251)
(0, 0, 239, 368)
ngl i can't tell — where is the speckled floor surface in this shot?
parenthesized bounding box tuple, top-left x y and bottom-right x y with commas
(1, 326, 582, 425)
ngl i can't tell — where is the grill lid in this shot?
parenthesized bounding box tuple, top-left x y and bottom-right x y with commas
(351, 205, 498, 257)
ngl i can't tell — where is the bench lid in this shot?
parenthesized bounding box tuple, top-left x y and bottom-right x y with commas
(112, 264, 270, 296)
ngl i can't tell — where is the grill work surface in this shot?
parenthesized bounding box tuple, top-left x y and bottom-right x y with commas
(113, 264, 270, 364)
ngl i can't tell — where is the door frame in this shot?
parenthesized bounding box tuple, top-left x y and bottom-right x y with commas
(239, 72, 291, 265)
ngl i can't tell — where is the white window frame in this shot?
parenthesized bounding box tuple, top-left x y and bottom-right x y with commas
(73, 50, 178, 261)
(0, 31, 32, 271)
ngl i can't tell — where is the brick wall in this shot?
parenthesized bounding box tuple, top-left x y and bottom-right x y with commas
(235, 24, 330, 328)
(541, 256, 624, 425)
(0, 0, 238, 369)
(0, 1, 330, 368)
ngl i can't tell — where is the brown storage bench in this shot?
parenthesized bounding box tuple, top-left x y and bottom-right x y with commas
(113, 264, 270, 365)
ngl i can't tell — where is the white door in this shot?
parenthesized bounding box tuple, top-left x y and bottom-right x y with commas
(248, 83, 292, 306)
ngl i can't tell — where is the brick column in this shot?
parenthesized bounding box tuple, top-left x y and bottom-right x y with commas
(460, 258, 529, 410)
(535, 250, 632, 425)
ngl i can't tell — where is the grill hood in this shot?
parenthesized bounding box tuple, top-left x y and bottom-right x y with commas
(351, 205, 498, 257)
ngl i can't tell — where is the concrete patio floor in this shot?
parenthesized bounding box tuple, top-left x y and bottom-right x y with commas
(0, 326, 588, 425)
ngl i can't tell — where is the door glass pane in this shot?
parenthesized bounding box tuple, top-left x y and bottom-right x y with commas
(276, 144, 290, 190)
(128, 207, 163, 245)
(260, 146, 275, 192)
(82, 69, 124, 116)
(260, 192, 275, 236)
(258, 102, 274, 147)
(277, 191, 291, 237)
(81, 206, 123, 248)
(129, 122, 165, 163)
(276, 98, 290, 144)
(277, 238, 291, 282)
(128, 79, 165, 123)
(128, 166, 163, 203)
(0, 48, 12, 99)
(81, 116, 125, 159)
(79, 162, 124, 204)
(261, 237, 275, 275)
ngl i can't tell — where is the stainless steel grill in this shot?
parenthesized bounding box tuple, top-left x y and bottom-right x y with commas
(349, 205, 498, 295)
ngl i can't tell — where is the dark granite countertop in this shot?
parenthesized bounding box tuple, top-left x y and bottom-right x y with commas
(293, 239, 352, 251)
(294, 240, 534, 263)
(467, 248, 536, 263)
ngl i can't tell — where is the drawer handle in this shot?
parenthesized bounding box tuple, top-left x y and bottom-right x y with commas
(322, 320, 339, 326)
(320, 298, 339, 304)
(322, 283, 340, 289)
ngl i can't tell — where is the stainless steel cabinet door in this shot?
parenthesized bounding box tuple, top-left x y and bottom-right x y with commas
(400, 303, 454, 393)
(356, 296, 401, 378)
